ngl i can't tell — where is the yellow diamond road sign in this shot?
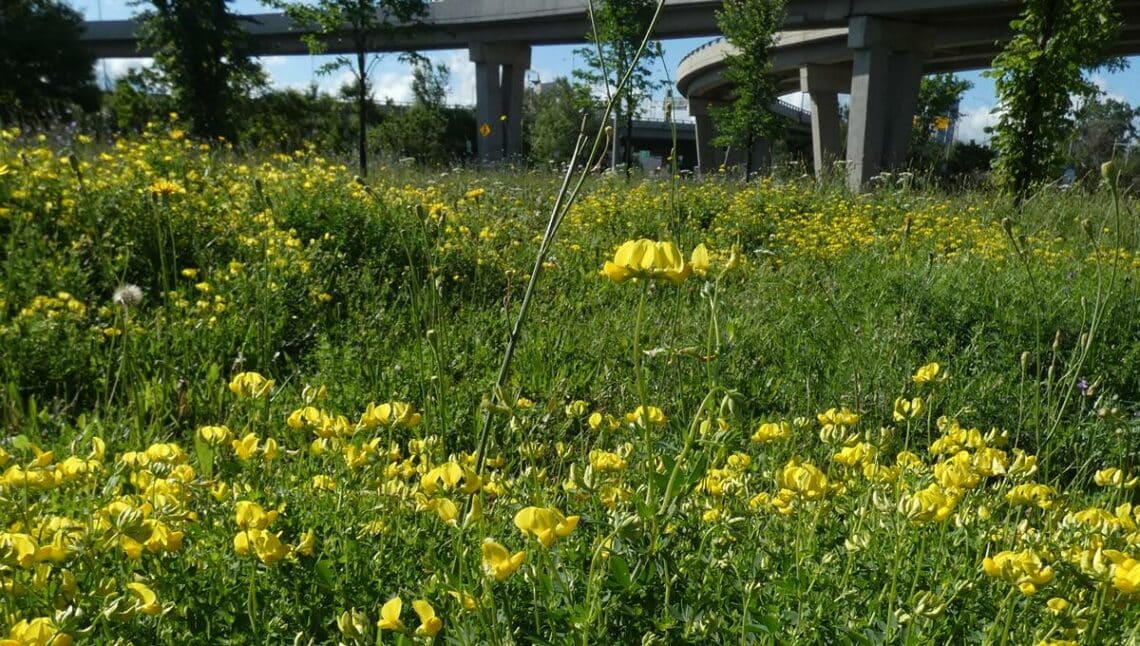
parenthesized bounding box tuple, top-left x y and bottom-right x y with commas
(479, 123, 492, 137)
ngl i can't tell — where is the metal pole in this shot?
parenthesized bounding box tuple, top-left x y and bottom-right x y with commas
(612, 107, 619, 172)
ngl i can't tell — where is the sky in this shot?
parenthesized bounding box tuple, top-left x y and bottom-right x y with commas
(72, 0, 1140, 143)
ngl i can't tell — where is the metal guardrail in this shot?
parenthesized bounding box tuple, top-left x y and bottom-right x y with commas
(678, 36, 726, 65)
(775, 98, 811, 123)
(677, 37, 813, 124)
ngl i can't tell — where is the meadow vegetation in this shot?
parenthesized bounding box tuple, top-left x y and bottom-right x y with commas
(0, 120, 1139, 644)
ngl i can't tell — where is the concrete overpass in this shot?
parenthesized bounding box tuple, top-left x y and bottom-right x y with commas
(80, 0, 1043, 59)
(678, 2, 1140, 188)
(627, 100, 811, 171)
(80, 0, 1140, 185)
(81, 0, 724, 162)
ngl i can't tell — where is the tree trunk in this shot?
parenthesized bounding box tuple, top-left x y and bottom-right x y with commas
(357, 48, 368, 177)
(746, 133, 755, 178)
(1015, 0, 1062, 205)
(624, 105, 634, 175)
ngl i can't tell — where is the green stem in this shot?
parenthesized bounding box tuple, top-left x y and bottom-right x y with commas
(883, 519, 906, 642)
(634, 281, 652, 505)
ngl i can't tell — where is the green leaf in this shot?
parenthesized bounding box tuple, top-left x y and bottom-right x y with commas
(314, 560, 336, 589)
(608, 555, 631, 589)
(194, 434, 215, 478)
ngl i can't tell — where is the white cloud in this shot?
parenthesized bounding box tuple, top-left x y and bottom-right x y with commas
(93, 57, 153, 88)
(1089, 75, 1126, 104)
(371, 68, 415, 104)
(312, 68, 357, 97)
(441, 51, 476, 106)
(955, 103, 1002, 144)
(261, 56, 290, 69)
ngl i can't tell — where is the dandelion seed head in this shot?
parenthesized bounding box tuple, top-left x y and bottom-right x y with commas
(113, 284, 143, 308)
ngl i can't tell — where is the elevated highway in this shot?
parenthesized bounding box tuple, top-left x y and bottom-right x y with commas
(677, 1, 1140, 186)
(80, 0, 1140, 185)
(79, 0, 1039, 59)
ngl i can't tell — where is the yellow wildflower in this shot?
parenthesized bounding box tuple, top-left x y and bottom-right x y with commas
(295, 530, 316, 556)
(481, 539, 525, 581)
(913, 362, 943, 383)
(625, 405, 667, 427)
(196, 425, 233, 447)
(982, 549, 1054, 595)
(377, 597, 404, 631)
(776, 458, 829, 500)
(602, 239, 691, 284)
(147, 179, 185, 196)
(359, 401, 422, 429)
(228, 372, 274, 398)
(751, 421, 790, 443)
(5, 617, 71, 646)
(690, 243, 710, 276)
(413, 599, 442, 637)
(233, 528, 290, 565)
(235, 501, 277, 530)
(126, 581, 162, 616)
(892, 396, 924, 421)
(232, 433, 259, 460)
(513, 506, 580, 547)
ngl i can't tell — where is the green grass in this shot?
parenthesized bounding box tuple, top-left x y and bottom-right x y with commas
(0, 129, 1138, 644)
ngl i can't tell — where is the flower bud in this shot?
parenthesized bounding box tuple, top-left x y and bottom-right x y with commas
(1101, 160, 1120, 183)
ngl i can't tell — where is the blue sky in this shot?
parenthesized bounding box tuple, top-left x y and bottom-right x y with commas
(73, 0, 1140, 142)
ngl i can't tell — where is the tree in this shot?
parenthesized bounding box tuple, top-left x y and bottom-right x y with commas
(134, 0, 265, 141)
(375, 60, 455, 164)
(987, 0, 1124, 203)
(710, 0, 786, 177)
(1068, 95, 1138, 179)
(105, 67, 177, 132)
(241, 85, 354, 153)
(270, 0, 429, 177)
(908, 73, 973, 168)
(523, 78, 600, 164)
(0, 0, 99, 124)
(573, 0, 664, 171)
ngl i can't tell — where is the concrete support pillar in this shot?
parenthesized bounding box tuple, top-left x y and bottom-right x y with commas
(800, 63, 849, 178)
(472, 59, 503, 160)
(845, 17, 931, 191)
(847, 40, 891, 190)
(501, 61, 526, 160)
(469, 42, 531, 161)
(690, 99, 719, 174)
(885, 51, 924, 166)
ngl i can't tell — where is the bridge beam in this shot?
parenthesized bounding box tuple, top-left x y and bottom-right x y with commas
(469, 41, 531, 161)
(800, 63, 850, 179)
(845, 16, 931, 191)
